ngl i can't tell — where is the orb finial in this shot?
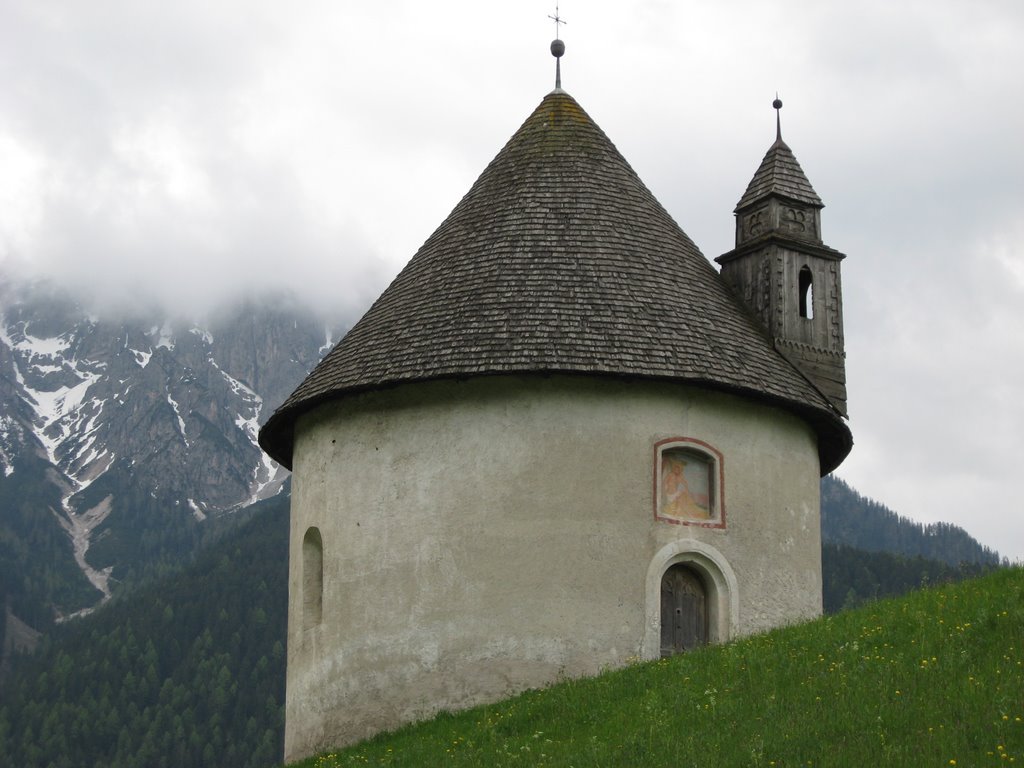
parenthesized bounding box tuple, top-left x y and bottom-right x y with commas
(773, 94, 783, 142)
(549, 4, 567, 89)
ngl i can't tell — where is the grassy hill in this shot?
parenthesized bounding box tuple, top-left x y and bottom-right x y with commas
(291, 567, 1024, 767)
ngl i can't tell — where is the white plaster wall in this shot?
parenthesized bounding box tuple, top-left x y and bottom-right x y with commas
(283, 375, 822, 761)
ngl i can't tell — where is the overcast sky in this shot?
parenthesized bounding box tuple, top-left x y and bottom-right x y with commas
(1, 1, 1022, 560)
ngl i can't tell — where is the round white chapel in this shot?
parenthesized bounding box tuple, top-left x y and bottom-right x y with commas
(259, 49, 852, 763)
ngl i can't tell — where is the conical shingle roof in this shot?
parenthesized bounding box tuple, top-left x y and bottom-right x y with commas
(259, 90, 851, 471)
(735, 137, 823, 211)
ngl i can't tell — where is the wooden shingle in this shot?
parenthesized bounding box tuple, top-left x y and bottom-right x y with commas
(736, 137, 823, 212)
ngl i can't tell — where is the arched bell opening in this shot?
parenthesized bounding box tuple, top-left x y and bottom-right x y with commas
(798, 265, 814, 319)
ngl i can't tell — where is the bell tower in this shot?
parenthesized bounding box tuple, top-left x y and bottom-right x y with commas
(717, 98, 848, 416)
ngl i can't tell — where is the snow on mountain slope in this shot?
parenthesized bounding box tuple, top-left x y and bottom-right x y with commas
(0, 278, 343, 620)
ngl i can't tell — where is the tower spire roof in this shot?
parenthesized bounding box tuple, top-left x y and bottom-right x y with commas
(735, 98, 822, 212)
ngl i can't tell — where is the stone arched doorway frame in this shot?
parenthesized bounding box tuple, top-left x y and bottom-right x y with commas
(642, 539, 739, 660)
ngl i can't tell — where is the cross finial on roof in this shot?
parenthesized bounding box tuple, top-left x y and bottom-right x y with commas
(549, 3, 567, 36)
(549, 4, 567, 90)
(773, 94, 783, 143)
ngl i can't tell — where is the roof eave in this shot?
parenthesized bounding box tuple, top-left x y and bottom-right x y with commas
(257, 369, 852, 476)
(717, 235, 846, 266)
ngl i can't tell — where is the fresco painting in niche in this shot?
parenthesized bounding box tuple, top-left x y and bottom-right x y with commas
(660, 450, 712, 521)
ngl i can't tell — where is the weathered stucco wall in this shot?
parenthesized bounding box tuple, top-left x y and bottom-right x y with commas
(284, 375, 822, 761)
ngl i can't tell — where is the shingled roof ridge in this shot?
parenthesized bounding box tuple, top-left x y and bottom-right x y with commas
(735, 137, 823, 211)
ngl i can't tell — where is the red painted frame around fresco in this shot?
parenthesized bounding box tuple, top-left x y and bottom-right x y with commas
(653, 437, 726, 529)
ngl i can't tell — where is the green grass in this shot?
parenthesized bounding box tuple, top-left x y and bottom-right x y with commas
(290, 568, 1024, 767)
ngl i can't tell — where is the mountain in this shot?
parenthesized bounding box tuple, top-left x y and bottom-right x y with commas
(818, 475, 1003, 613)
(0, 275, 344, 633)
(820, 474, 1003, 567)
(0, 495, 289, 768)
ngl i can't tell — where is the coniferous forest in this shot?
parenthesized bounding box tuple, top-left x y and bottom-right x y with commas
(0, 478, 1005, 768)
(0, 496, 288, 768)
(820, 475, 1003, 566)
(821, 542, 993, 613)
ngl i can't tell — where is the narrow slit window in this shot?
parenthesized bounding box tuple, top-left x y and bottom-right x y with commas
(798, 265, 814, 319)
(302, 527, 323, 629)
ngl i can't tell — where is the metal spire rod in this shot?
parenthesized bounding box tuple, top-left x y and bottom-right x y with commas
(773, 93, 783, 142)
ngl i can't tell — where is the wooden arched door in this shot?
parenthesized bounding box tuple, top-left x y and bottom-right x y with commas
(660, 564, 707, 657)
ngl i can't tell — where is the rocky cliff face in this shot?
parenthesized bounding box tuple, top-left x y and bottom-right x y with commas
(0, 277, 341, 624)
